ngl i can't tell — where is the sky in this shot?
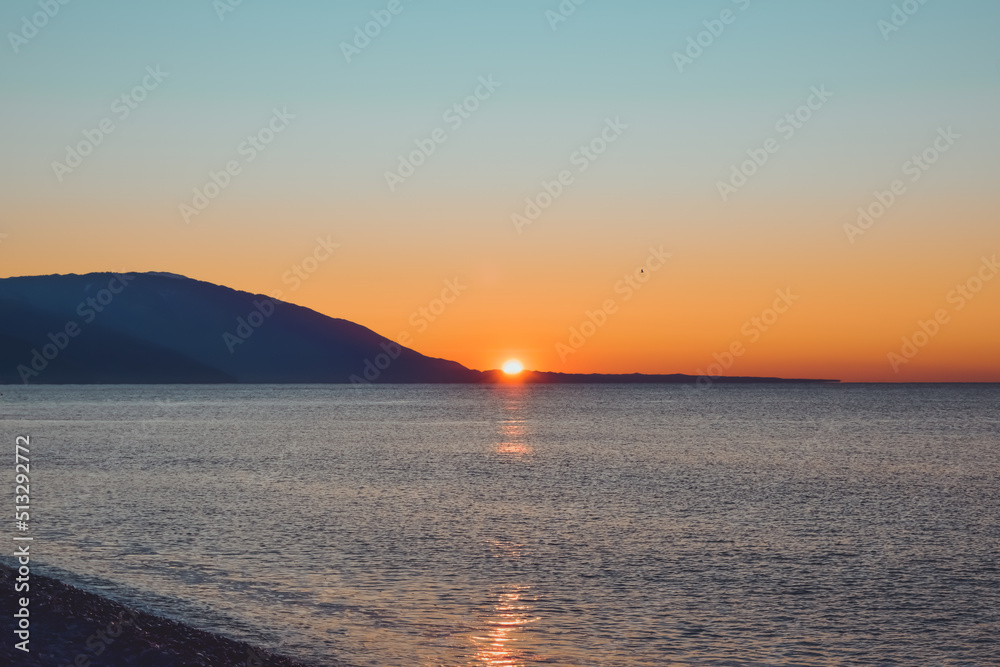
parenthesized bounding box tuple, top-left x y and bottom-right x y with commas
(1, 0, 998, 381)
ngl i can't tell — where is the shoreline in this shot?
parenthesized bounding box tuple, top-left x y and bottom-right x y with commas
(0, 563, 337, 666)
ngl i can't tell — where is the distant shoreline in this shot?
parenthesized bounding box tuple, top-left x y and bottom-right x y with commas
(0, 272, 843, 386)
(0, 376, 842, 386)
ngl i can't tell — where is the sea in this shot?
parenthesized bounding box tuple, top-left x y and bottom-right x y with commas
(2, 384, 998, 666)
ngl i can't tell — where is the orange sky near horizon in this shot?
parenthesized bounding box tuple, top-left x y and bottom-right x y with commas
(3, 194, 997, 383)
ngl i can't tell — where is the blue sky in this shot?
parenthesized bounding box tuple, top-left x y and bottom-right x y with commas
(3, 0, 997, 202)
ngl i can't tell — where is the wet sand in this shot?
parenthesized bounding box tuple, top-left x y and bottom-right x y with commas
(0, 563, 344, 666)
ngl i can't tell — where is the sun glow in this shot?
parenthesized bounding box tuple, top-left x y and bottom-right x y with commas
(502, 359, 524, 375)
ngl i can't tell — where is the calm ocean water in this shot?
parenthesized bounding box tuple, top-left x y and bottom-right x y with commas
(3, 384, 999, 666)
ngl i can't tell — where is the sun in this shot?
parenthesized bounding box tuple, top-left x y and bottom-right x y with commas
(502, 359, 524, 375)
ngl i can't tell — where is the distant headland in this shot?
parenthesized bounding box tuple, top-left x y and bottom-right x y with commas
(0, 272, 838, 385)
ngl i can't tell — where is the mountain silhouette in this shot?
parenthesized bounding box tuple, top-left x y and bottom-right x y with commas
(0, 272, 837, 385)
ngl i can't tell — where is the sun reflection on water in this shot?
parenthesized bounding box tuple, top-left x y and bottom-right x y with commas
(470, 585, 541, 667)
(495, 388, 533, 460)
